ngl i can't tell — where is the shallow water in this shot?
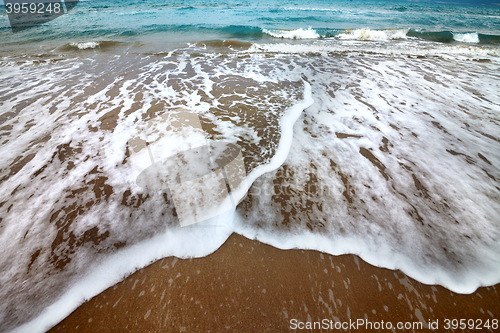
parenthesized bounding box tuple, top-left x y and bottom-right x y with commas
(1, 0, 500, 331)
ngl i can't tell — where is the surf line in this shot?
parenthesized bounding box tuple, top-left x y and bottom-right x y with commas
(11, 80, 314, 333)
(243, 80, 314, 192)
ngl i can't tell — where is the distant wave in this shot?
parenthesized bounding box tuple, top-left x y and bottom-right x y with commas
(157, 25, 500, 45)
(53, 28, 500, 56)
(262, 27, 320, 39)
(59, 41, 122, 51)
(453, 32, 480, 43)
(248, 40, 500, 59)
(281, 7, 346, 13)
(407, 30, 455, 43)
(334, 29, 498, 45)
(5, 18, 499, 49)
(408, 30, 500, 45)
(338, 28, 409, 41)
(259, 27, 500, 45)
(70, 41, 101, 50)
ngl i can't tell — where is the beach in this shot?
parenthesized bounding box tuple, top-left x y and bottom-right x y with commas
(50, 234, 499, 332)
(1, 0, 500, 331)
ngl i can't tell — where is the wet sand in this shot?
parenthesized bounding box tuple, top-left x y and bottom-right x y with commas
(50, 233, 499, 332)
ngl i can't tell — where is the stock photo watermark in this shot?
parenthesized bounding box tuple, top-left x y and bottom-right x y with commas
(290, 318, 498, 331)
(4, 0, 79, 32)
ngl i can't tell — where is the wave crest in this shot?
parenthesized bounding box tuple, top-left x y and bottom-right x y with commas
(338, 28, 409, 41)
(262, 27, 320, 39)
(60, 41, 122, 51)
(453, 32, 480, 43)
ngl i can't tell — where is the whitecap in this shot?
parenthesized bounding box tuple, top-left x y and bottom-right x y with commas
(337, 28, 409, 41)
(262, 27, 320, 39)
(453, 32, 480, 43)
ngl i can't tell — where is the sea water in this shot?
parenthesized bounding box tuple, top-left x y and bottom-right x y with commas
(0, 0, 499, 331)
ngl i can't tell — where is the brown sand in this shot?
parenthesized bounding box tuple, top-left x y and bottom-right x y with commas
(50, 233, 499, 332)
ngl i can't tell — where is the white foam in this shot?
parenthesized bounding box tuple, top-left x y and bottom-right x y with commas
(12, 212, 236, 333)
(5, 60, 313, 332)
(2, 41, 500, 333)
(247, 38, 500, 58)
(453, 32, 480, 43)
(234, 51, 500, 294)
(337, 28, 409, 41)
(263, 27, 320, 39)
(69, 41, 101, 49)
(243, 81, 313, 190)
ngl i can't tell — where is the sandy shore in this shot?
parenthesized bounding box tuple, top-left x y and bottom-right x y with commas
(49, 233, 499, 332)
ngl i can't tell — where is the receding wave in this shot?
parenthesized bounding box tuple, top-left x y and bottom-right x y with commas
(2, 5, 500, 332)
(196, 39, 253, 50)
(59, 40, 123, 51)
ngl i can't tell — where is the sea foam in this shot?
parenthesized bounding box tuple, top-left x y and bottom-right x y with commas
(5, 61, 313, 333)
(247, 38, 500, 59)
(262, 27, 320, 39)
(235, 50, 500, 295)
(69, 41, 101, 49)
(337, 28, 409, 41)
(1, 31, 500, 333)
(453, 32, 480, 43)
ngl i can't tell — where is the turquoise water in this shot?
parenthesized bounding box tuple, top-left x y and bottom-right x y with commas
(1, 0, 500, 48)
(1, 1, 500, 332)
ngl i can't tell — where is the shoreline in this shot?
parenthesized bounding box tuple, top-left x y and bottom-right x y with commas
(49, 233, 499, 332)
(1, 9, 499, 330)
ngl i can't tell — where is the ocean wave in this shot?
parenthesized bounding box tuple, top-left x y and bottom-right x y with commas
(453, 32, 480, 43)
(393, 6, 407, 12)
(281, 7, 345, 13)
(59, 41, 122, 51)
(70, 41, 100, 50)
(407, 30, 454, 43)
(247, 40, 500, 59)
(337, 28, 409, 41)
(0, 52, 311, 332)
(478, 33, 500, 45)
(262, 27, 320, 39)
(196, 39, 253, 50)
(259, 27, 499, 45)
